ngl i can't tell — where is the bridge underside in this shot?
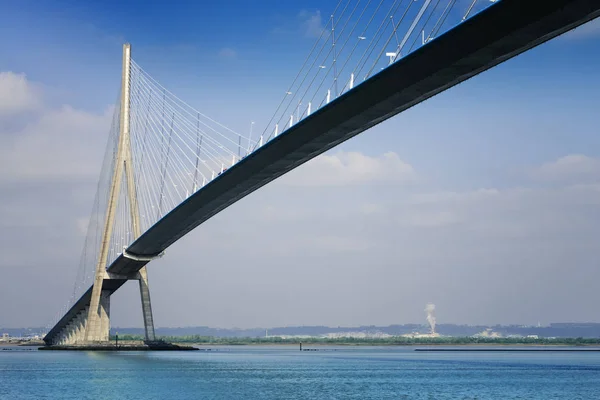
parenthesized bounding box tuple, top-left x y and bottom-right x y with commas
(45, 0, 600, 345)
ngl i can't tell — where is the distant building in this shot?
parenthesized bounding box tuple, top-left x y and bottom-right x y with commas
(473, 329, 502, 338)
(402, 332, 441, 339)
(1, 333, 9, 341)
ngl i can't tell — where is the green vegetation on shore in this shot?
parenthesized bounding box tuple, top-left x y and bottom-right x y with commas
(109, 335, 600, 346)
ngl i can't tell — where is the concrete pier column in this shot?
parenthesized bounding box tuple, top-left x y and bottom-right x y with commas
(138, 267, 156, 341)
(99, 291, 111, 342)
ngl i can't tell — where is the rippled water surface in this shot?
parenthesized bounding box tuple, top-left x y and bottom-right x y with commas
(1, 346, 600, 399)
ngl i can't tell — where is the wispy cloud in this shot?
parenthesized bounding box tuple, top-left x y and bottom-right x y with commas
(299, 10, 325, 38)
(280, 151, 417, 186)
(272, 9, 326, 38)
(0, 71, 112, 183)
(217, 47, 237, 60)
(0, 72, 41, 116)
(529, 154, 600, 182)
(562, 18, 600, 40)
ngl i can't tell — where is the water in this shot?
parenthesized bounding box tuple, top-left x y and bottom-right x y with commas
(1, 346, 600, 399)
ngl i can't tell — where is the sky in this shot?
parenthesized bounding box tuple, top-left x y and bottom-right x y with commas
(1, 1, 600, 330)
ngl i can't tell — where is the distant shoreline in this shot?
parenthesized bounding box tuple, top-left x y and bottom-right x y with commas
(414, 347, 600, 352)
(178, 341, 600, 348)
(5, 337, 600, 349)
(5, 342, 600, 351)
(103, 335, 600, 347)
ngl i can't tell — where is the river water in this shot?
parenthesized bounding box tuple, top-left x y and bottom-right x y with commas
(1, 345, 599, 399)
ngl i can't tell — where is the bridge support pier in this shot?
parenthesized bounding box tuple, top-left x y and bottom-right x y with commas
(138, 267, 156, 342)
(73, 309, 87, 344)
(84, 289, 111, 343)
(99, 290, 111, 341)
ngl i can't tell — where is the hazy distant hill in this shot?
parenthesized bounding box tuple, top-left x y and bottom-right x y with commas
(108, 323, 600, 338)
(4, 323, 599, 339)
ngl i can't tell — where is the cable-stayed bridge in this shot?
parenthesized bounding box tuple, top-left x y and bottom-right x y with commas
(44, 0, 600, 346)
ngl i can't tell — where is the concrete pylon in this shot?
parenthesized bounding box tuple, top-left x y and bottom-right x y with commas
(84, 43, 156, 343)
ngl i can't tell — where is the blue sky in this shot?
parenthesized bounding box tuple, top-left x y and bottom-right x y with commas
(3, 0, 599, 185)
(1, 1, 600, 329)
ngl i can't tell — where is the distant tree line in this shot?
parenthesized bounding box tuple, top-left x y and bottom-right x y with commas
(109, 334, 600, 346)
(108, 323, 600, 339)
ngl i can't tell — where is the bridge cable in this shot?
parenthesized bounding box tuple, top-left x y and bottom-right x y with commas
(271, 0, 357, 139)
(255, 0, 346, 146)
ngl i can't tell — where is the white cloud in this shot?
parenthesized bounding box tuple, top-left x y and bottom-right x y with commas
(0, 72, 41, 115)
(307, 234, 373, 252)
(409, 188, 500, 206)
(76, 217, 90, 236)
(0, 72, 113, 183)
(271, 9, 325, 39)
(259, 204, 311, 223)
(0, 104, 112, 182)
(299, 10, 324, 38)
(360, 203, 384, 215)
(281, 151, 416, 186)
(530, 154, 600, 182)
(397, 182, 600, 237)
(243, 154, 600, 240)
(403, 210, 460, 228)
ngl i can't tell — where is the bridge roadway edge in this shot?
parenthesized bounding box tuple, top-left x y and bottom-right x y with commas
(44, 0, 600, 345)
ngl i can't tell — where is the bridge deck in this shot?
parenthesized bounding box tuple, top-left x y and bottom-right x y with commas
(45, 0, 600, 344)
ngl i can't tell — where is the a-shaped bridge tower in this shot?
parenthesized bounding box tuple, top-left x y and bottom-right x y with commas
(50, 45, 157, 345)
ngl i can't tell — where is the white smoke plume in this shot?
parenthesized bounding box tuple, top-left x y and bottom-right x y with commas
(425, 303, 436, 334)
